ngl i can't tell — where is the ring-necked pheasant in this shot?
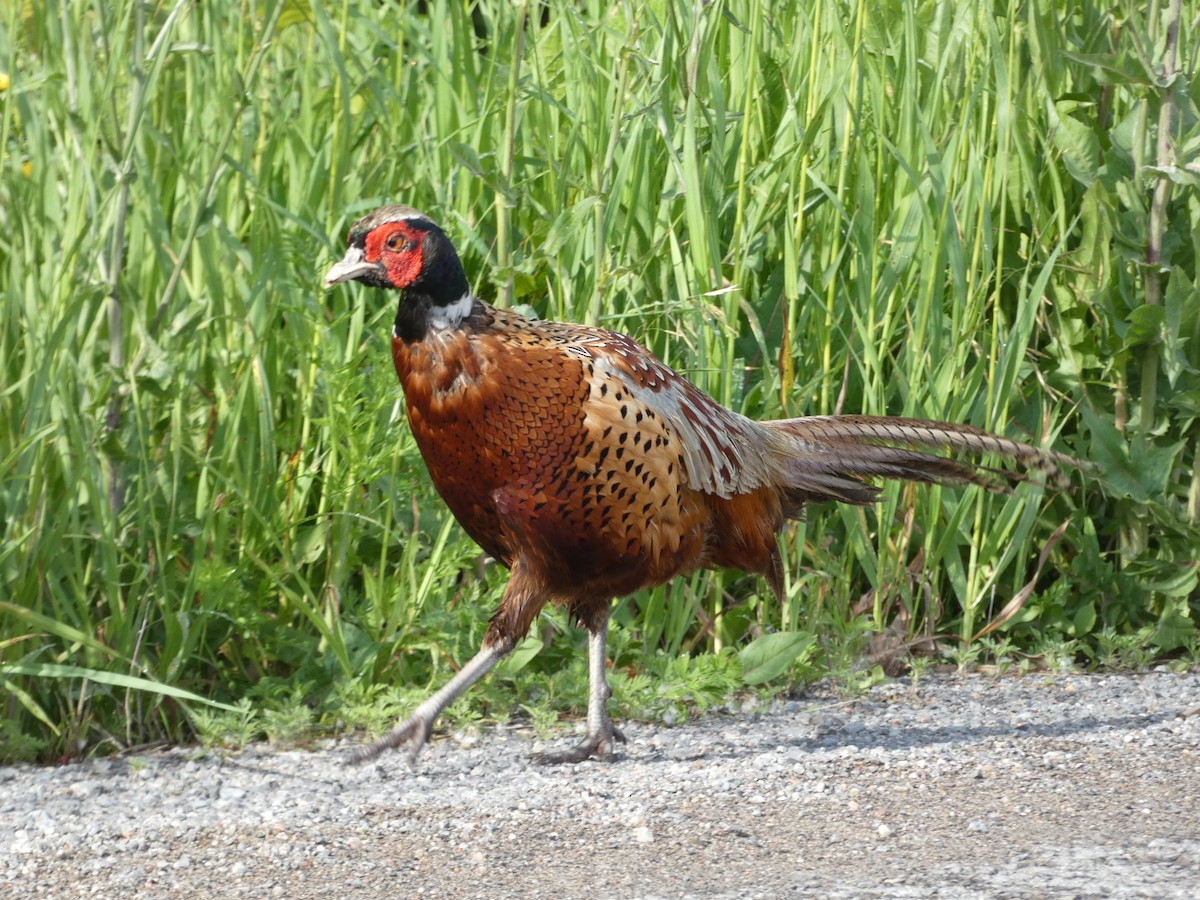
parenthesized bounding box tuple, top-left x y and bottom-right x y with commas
(325, 205, 1075, 765)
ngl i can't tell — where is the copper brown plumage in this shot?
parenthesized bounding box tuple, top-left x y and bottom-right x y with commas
(325, 205, 1077, 765)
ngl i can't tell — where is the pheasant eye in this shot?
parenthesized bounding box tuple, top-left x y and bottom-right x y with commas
(386, 232, 405, 251)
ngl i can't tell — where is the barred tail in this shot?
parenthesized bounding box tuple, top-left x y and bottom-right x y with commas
(759, 415, 1078, 512)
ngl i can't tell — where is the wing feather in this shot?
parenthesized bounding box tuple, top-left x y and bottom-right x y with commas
(553, 324, 775, 498)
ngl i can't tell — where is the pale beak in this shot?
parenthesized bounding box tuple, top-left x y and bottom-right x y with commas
(323, 246, 383, 287)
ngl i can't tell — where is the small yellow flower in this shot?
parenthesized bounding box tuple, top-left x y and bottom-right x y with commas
(22, 160, 32, 178)
(0, 72, 10, 92)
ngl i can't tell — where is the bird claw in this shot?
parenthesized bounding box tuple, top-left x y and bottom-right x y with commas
(349, 715, 434, 766)
(532, 725, 627, 765)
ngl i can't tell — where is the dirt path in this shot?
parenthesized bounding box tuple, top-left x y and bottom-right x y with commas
(3, 671, 1198, 898)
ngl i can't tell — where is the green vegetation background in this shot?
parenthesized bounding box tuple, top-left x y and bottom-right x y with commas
(2, 0, 1197, 761)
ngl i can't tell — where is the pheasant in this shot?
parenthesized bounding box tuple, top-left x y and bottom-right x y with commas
(325, 205, 1074, 765)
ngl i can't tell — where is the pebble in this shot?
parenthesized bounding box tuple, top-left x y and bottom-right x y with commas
(0, 672, 1196, 897)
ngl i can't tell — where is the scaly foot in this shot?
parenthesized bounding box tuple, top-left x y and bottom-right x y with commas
(350, 714, 435, 766)
(532, 724, 627, 765)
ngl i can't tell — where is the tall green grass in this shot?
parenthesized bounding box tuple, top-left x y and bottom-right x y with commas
(1, 0, 1196, 761)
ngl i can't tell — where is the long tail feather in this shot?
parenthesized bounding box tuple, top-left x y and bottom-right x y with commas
(761, 414, 1078, 511)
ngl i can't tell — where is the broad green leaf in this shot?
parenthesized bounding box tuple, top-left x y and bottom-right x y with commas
(494, 636, 543, 676)
(1081, 407, 1183, 502)
(739, 632, 815, 685)
(1048, 99, 1100, 187)
(1152, 614, 1195, 653)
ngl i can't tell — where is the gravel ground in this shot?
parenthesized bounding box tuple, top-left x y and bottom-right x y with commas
(2, 671, 1198, 899)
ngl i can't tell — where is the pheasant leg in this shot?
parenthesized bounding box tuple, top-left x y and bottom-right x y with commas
(534, 611, 625, 764)
(351, 638, 513, 765)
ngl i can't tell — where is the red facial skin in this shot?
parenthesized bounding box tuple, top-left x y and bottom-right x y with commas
(363, 221, 425, 289)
